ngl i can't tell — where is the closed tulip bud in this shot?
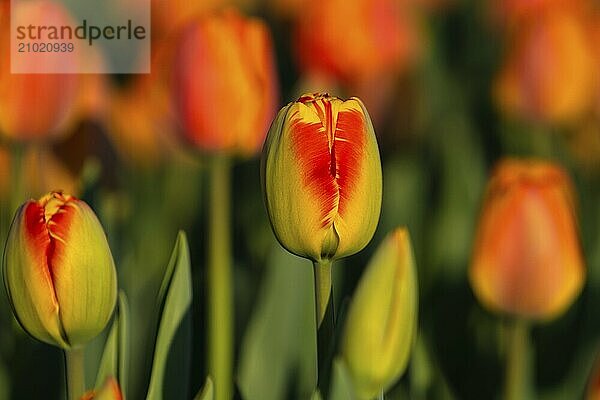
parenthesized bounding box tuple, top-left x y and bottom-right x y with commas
(262, 93, 382, 262)
(341, 228, 418, 400)
(470, 159, 585, 320)
(3, 191, 117, 349)
(172, 8, 278, 156)
(80, 377, 122, 400)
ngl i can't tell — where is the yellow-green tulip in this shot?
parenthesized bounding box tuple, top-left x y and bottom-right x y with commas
(262, 92, 382, 262)
(341, 228, 418, 399)
(3, 191, 117, 349)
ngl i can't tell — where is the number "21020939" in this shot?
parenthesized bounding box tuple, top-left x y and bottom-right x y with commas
(18, 42, 74, 53)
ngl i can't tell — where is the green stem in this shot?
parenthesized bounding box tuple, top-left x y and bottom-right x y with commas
(313, 260, 335, 394)
(208, 155, 233, 400)
(504, 319, 530, 400)
(65, 348, 85, 400)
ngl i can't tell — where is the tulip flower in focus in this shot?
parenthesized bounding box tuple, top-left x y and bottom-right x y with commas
(0, 0, 79, 141)
(295, 0, 417, 84)
(262, 93, 382, 263)
(172, 8, 278, 156)
(494, 7, 595, 124)
(3, 191, 117, 348)
(470, 159, 585, 320)
(341, 228, 418, 399)
(80, 377, 123, 400)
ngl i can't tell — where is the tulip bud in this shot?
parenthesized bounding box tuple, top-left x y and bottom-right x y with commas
(80, 377, 122, 400)
(470, 159, 585, 320)
(3, 191, 117, 349)
(341, 228, 418, 400)
(262, 93, 382, 262)
(172, 8, 278, 156)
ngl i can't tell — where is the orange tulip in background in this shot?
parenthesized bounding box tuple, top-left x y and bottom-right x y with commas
(470, 159, 585, 320)
(172, 8, 278, 156)
(494, 4, 595, 124)
(0, 0, 79, 142)
(295, 0, 418, 84)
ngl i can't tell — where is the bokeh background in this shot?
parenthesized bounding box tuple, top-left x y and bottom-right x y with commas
(1, 0, 600, 398)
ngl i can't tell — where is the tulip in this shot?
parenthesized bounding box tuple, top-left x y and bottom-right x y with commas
(0, 0, 79, 141)
(295, 0, 417, 84)
(3, 191, 117, 349)
(470, 159, 585, 320)
(80, 377, 123, 400)
(172, 8, 278, 156)
(341, 228, 418, 400)
(494, 7, 595, 124)
(262, 92, 382, 263)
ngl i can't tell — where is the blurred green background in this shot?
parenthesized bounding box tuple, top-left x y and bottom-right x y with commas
(2, 0, 600, 399)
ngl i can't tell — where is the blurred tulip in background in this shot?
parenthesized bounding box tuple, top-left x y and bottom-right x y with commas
(0, 0, 79, 142)
(470, 159, 585, 320)
(494, 5, 595, 124)
(172, 8, 278, 156)
(294, 0, 418, 85)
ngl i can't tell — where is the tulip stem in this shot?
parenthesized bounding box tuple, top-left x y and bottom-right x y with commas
(65, 348, 85, 400)
(208, 155, 233, 400)
(504, 318, 531, 400)
(313, 260, 335, 394)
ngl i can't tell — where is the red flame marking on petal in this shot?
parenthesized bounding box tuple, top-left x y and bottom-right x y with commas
(290, 110, 339, 228)
(24, 202, 59, 305)
(334, 108, 366, 216)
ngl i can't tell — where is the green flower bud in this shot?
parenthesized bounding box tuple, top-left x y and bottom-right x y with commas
(341, 228, 418, 399)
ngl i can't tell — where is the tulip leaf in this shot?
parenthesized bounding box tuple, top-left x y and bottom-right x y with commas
(193, 376, 214, 400)
(95, 290, 130, 396)
(329, 358, 356, 400)
(238, 246, 316, 400)
(146, 231, 193, 400)
(310, 390, 323, 400)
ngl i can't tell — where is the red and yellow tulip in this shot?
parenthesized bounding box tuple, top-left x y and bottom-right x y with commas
(80, 377, 123, 400)
(172, 8, 278, 156)
(341, 228, 418, 399)
(262, 93, 382, 262)
(470, 159, 585, 320)
(3, 191, 117, 348)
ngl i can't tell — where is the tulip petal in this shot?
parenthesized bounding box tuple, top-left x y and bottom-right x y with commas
(50, 198, 117, 346)
(3, 201, 69, 347)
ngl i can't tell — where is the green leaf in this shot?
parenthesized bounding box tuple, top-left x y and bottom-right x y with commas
(193, 377, 214, 400)
(237, 246, 316, 400)
(146, 231, 193, 400)
(310, 390, 323, 400)
(95, 291, 130, 396)
(329, 358, 356, 400)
